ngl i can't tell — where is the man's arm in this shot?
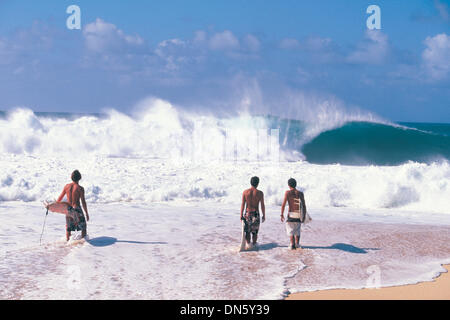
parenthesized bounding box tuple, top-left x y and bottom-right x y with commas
(240, 192, 246, 220)
(81, 188, 89, 221)
(260, 192, 266, 223)
(280, 192, 287, 222)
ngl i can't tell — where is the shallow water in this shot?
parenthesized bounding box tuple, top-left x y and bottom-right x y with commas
(1, 203, 449, 299)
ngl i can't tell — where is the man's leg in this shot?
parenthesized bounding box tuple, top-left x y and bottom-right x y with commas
(82, 227, 87, 239)
(295, 223, 301, 248)
(295, 236, 300, 249)
(65, 217, 71, 241)
(252, 232, 258, 245)
(243, 217, 253, 250)
(245, 231, 251, 245)
(289, 236, 295, 249)
(251, 215, 260, 246)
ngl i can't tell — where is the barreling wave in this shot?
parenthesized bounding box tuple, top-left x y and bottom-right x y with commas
(1, 100, 449, 213)
(302, 121, 450, 166)
(1, 98, 449, 166)
(0, 98, 375, 161)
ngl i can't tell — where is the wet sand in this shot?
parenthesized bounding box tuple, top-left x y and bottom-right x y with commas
(286, 265, 450, 300)
(281, 219, 450, 300)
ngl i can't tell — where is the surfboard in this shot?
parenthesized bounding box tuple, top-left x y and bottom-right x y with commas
(44, 201, 71, 215)
(293, 198, 312, 224)
(303, 212, 312, 224)
(239, 219, 247, 252)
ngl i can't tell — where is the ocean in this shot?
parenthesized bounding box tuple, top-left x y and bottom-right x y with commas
(1, 103, 449, 299)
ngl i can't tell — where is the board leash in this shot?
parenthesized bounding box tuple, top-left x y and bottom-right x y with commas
(39, 208, 49, 245)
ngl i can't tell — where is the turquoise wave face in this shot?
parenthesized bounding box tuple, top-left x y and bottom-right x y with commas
(301, 122, 450, 166)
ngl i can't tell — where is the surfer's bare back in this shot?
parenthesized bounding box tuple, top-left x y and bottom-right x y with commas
(57, 170, 89, 241)
(240, 176, 266, 249)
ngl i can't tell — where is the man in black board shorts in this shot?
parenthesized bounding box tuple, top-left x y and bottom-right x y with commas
(57, 170, 90, 241)
(240, 176, 266, 249)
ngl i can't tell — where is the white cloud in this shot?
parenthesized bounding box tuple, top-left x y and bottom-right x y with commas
(83, 18, 144, 53)
(0, 39, 10, 64)
(305, 36, 332, 51)
(279, 36, 337, 64)
(155, 38, 187, 71)
(0, 22, 55, 66)
(435, 0, 449, 22)
(347, 30, 389, 64)
(208, 30, 239, 51)
(279, 38, 300, 49)
(422, 33, 450, 80)
(13, 65, 25, 75)
(193, 30, 207, 44)
(243, 34, 260, 52)
(156, 38, 185, 50)
(153, 31, 259, 69)
(279, 36, 332, 51)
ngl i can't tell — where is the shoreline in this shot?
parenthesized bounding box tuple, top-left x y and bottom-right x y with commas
(286, 265, 450, 300)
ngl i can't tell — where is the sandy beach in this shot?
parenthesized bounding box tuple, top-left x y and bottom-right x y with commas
(287, 265, 450, 300)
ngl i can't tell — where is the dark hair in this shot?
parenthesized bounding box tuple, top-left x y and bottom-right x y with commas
(71, 170, 82, 182)
(250, 176, 260, 187)
(288, 178, 297, 188)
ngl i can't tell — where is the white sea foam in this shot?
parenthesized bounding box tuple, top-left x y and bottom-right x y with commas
(1, 100, 449, 213)
(0, 153, 449, 214)
(0, 96, 386, 159)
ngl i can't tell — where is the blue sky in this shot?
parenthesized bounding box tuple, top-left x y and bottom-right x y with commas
(0, 0, 449, 122)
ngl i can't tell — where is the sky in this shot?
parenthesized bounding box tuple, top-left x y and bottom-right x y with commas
(0, 0, 449, 122)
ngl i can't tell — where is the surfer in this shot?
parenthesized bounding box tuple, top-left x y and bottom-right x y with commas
(57, 170, 89, 241)
(240, 176, 266, 249)
(281, 178, 307, 250)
